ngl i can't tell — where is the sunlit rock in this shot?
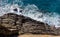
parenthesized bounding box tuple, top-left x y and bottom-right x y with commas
(0, 13, 59, 35)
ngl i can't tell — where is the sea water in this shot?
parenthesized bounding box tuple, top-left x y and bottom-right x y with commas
(0, 0, 60, 28)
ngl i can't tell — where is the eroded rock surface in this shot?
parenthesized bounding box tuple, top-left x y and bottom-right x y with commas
(0, 13, 59, 35)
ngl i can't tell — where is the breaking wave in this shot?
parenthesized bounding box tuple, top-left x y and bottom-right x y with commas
(0, 0, 60, 28)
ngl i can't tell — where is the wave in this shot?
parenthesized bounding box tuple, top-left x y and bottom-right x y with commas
(0, 0, 60, 28)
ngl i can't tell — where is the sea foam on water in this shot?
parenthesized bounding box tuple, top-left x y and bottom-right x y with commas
(0, 0, 60, 28)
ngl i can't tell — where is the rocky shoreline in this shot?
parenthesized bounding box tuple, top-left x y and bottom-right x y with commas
(0, 13, 60, 36)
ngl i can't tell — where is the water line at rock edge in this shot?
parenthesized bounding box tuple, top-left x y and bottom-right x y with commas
(0, 0, 60, 28)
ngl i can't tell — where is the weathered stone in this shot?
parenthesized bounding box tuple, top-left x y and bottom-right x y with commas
(0, 13, 59, 35)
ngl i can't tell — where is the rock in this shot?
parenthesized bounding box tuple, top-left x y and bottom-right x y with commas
(13, 8, 18, 11)
(0, 13, 59, 35)
(0, 13, 23, 35)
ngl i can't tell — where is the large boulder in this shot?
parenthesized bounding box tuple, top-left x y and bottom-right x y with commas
(0, 13, 59, 35)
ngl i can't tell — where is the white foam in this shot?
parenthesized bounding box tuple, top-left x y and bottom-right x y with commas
(0, 0, 60, 28)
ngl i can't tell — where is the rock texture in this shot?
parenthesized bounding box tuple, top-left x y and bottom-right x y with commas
(0, 13, 59, 35)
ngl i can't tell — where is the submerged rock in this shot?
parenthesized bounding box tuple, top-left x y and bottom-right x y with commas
(0, 13, 59, 35)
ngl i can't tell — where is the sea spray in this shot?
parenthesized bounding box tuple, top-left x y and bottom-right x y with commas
(0, 0, 60, 28)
